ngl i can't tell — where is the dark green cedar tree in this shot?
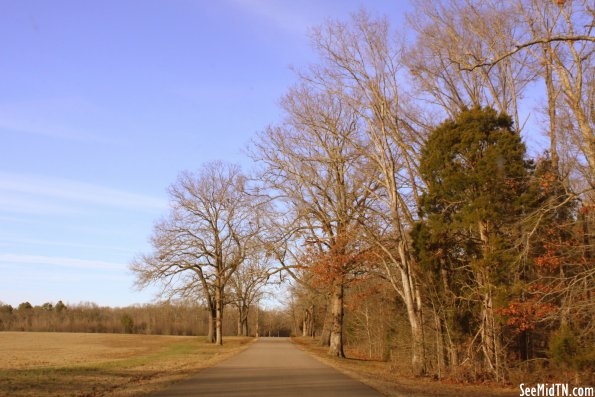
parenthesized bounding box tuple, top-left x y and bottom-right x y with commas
(412, 106, 532, 378)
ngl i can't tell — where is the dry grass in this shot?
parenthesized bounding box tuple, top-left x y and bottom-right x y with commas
(292, 337, 518, 397)
(0, 332, 253, 397)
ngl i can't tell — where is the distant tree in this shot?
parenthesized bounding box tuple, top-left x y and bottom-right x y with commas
(227, 252, 270, 336)
(120, 314, 134, 334)
(55, 300, 67, 312)
(18, 302, 32, 311)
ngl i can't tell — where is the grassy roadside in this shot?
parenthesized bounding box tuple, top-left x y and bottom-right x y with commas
(0, 332, 253, 397)
(292, 337, 518, 397)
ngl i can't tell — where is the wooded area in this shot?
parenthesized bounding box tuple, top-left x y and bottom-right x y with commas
(276, 0, 593, 380)
(0, 301, 292, 338)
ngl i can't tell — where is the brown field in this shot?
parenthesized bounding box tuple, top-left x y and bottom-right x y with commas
(0, 332, 253, 397)
(292, 337, 519, 397)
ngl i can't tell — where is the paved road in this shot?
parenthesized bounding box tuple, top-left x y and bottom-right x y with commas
(149, 337, 384, 397)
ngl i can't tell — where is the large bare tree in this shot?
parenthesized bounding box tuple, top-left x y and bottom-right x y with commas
(252, 83, 376, 358)
(407, 0, 535, 131)
(421, 0, 594, 190)
(516, 0, 594, 189)
(130, 162, 263, 345)
(304, 12, 430, 375)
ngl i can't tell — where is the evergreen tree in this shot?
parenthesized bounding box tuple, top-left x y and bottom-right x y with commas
(414, 107, 532, 379)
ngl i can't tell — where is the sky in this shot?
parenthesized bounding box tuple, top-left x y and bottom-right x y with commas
(0, 0, 411, 307)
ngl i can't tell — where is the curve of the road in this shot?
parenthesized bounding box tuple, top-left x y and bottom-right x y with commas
(148, 337, 385, 397)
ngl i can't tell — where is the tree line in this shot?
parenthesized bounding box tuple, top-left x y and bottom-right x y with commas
(131, 0, 593, 384)
(0, 300, 291, 337)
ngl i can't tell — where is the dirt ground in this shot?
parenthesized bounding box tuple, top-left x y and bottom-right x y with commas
(0, 332, 253, 397)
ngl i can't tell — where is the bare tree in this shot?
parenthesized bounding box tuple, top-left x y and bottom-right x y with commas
(431, 0, 594, 189)
(252, 83, 376, 358)
(130, 161, 263, 345)
(227, 251, 271, 336)
(289, 280, 327, 338)
(517, 0, 595, 189)
(304, 12, 431, 375)
(407, 0, 535, 132)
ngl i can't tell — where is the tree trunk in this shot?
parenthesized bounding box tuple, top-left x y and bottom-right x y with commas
(434, 311, 446, 379)
(207, 300, 216, 343)
(241, 316, 248, 336)
(407, 307, 426, 376)
(302, 314, 308, 337)
(236, 304, 249, 337)
(215, 286, 223, 345)
(542, 46, 560, 174)
(446, 328, 458, 369)
(439, 262, 458, 369)
(519, 330, 529, 361)
(255, 303, 260, 337)
(478, 221, 501, 380)
(479, 284, 502, 380)
(308, 304, 315, 337)
(398, 241, 426, 376)
(237, 306, 243, 336)
(319, 301, 331, 346)
(303, 305, 314, 337)
(581, 209, 593, 260)
(550, 47, 595, 187)
(328, 281, 345, 358)
(240, 304, 249, 336)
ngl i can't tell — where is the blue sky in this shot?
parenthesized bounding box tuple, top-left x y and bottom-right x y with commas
(0, 1, 410, 307)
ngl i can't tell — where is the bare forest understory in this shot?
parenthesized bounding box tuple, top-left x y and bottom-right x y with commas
(292, 337, 519, 397)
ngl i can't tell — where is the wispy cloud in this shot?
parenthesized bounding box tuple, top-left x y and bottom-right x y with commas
(0, 193, 83, 215)
(0, 118, 113, 144)
(0, 172, 167, 214)
(0, 96, 115, 144)
(0, 254, 127, 272)
(0, 235, 134, 254)
(226, 0, 316, 35)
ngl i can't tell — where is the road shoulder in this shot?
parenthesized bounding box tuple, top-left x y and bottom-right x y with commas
(291, 337, 518, 397)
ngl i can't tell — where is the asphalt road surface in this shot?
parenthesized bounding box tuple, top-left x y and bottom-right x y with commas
(149, 337, 385, 397)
